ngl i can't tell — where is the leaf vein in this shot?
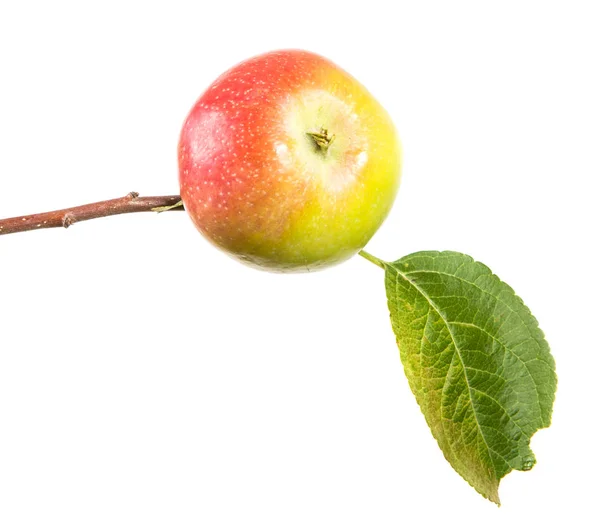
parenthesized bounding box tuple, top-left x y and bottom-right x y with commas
(393, 269, 497, 477)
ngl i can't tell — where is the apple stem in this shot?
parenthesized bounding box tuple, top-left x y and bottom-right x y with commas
(306, 127, 335, 153)
(358, 250, 385, 269)
(0, 192, 183, 236)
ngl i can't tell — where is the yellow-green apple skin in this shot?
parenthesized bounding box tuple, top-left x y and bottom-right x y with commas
(178, 49, 401, 272)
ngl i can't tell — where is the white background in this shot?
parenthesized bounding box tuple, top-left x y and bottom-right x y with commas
(1, 1, 598, 515)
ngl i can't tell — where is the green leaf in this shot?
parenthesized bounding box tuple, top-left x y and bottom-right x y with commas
(381, 250, 556, 504)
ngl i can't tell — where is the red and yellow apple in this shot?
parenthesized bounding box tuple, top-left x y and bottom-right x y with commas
(178, 50, 401, 272)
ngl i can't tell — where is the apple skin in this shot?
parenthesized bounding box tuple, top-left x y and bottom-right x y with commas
(178, 49, 401, 272)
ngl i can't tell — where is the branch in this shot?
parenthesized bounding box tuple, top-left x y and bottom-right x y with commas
(0, 192, 183, 236)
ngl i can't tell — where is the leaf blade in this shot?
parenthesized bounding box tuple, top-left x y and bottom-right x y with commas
(384, 251, 556, 504)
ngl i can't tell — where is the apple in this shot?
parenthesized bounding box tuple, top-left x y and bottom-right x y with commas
(178, 49, 401, 272)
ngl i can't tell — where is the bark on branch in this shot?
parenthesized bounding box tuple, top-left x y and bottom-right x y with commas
(0, 192, 183, 236)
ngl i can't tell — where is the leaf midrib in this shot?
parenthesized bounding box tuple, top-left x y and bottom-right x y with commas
(389, 264, 497, 477)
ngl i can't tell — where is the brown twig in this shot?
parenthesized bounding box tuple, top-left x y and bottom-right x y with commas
(0, 192, 183, 236)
